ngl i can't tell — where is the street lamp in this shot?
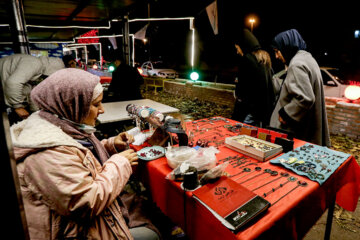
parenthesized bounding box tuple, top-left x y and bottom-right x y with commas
(249, 18, 255, 32)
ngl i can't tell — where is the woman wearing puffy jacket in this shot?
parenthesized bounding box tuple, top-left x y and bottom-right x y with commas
(11, 68, 159, 239)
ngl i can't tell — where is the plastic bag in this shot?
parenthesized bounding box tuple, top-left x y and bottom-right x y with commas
(165, 146, 220, 181)
(166, 146, 197, 169)
(199, 162, 229, 185)
(184, 146, 219, 171)
(165, 162, 192, 181)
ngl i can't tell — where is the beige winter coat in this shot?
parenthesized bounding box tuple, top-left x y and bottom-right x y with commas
(11, 112, 134, 239)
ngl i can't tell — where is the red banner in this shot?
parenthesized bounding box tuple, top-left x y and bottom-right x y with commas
(77, 29, 99, 43)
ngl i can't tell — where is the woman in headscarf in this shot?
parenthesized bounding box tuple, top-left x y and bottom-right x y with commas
(270, 29, 330, 147)
(232, 28, 275, 127)
(11, 68, 159, 239)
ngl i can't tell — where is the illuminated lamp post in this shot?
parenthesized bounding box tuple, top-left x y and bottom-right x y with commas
(249, 18, 255, 32)
(344, 85, 360, 102)
(190, 72, 199, 81)
(189, 20, 199, 81)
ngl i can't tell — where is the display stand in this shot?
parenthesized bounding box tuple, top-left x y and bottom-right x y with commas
(126, 104, 188, 147)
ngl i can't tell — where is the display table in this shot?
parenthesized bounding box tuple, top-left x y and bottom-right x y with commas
(97, 99, 179, 124)
(133, 117, 360, 240)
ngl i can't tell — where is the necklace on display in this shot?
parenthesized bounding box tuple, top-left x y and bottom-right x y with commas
(229, 167, 251, 178)
(251, 172, 289, 191)
(238, 162, 258, 170)
(238, 169, 272, 184)
(263, 176, 297, 198)
(271, 180, 308, 207)
(233, 166, 262, 181)
(244, 171, 278, 188)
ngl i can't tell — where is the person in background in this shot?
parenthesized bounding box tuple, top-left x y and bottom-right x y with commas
(232, 28, 275, 127)
(270, 29, 330, 147)
(106, 49, 144, 102)
(0, 53, 64, 124)
(11, 68, 160, 240)
(62, 54, 77, 68)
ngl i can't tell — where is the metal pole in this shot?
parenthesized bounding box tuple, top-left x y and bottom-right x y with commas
(8, 0, 30, 54)
(324, 198, 335, 240)
(131, 35, 135, 67)
(147, 5, 151, 62)
(122, 15, 130, 65)
(191, 28, 195, 70)
(0, 81, 30, 239)
(85, 45, 88, 64)
(99, 43, 102, 69)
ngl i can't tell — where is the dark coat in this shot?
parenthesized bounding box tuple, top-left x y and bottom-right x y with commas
(234, 54, 274, 126)
(107, 63, 144, 101)
(232, 29, 275, 126)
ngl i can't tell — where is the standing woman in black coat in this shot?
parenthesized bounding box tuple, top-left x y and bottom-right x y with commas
(232, 29, 275, 127)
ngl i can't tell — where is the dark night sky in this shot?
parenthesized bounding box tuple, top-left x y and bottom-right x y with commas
(130, 0, 360, 82)
(217, 2, 359, 70)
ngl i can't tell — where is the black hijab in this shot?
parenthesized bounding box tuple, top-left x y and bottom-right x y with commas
(235, 28, 261, 54)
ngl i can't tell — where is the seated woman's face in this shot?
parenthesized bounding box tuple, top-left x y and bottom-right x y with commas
(82, 93, 104, 126)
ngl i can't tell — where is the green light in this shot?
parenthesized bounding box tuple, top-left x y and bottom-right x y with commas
(190, 71, 199, 81)
(109, 65, 115, 72)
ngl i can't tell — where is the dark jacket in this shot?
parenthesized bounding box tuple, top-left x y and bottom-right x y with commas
(107, 63, 144, 101)
(233, 29, 275, 126)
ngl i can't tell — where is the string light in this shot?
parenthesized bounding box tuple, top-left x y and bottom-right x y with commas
(2, 17, 195, 70)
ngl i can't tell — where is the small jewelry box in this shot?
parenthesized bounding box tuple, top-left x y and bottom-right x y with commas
(225, 135, 283, 161)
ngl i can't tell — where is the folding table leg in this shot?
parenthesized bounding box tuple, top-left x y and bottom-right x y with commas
(324, 198, 335, 240)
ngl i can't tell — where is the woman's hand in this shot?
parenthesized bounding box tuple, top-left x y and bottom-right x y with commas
(114, 132, 134, 152)
(118, 149, 138, 166)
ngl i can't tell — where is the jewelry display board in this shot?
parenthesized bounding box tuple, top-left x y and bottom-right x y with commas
(270, 143, 350, 185)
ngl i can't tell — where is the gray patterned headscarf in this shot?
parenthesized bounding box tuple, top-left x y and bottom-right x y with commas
(31, 68, 99, 123)
(31, 68, 109, 163)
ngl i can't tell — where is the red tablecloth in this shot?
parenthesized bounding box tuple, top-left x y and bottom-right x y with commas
(133, 118, 360, 240)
